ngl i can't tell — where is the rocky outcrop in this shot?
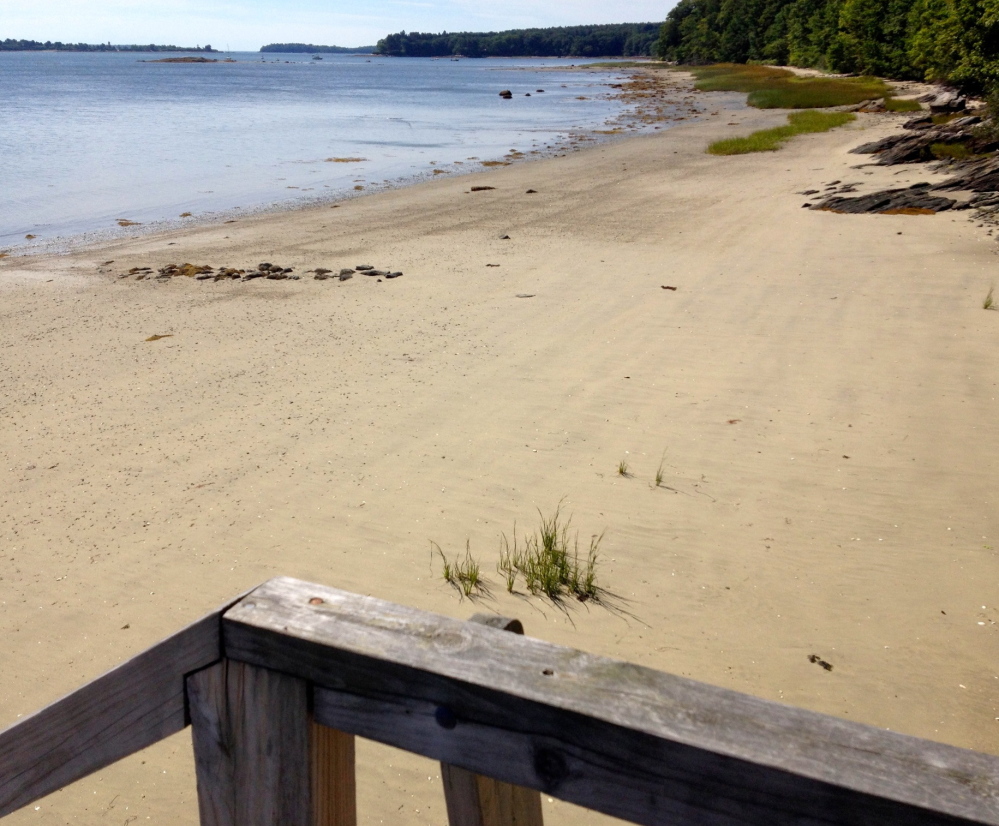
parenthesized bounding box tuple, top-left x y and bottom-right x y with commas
(811, 183, 956, 214)
(931, 154, 999, 192)
(851, 117, 988, 165)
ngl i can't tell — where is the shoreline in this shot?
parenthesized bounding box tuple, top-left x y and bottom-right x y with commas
(0, 58, 679, 258)
(1, 79, 997, 825)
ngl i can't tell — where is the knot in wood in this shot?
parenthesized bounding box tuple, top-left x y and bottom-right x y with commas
(533, 746, 569, 791)
(431, 628, 471, 653)
(434, 705, 458, 730)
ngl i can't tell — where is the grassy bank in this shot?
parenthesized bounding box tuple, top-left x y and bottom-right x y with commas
(685, 64, 888, 108)
(708, 110, 856, 154)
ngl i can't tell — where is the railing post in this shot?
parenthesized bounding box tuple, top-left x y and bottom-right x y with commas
(187, 659, 356, 826)
(440, 616, 544, 826)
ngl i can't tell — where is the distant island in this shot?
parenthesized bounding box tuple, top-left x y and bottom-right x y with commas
(374, 23, 659, 58)
(260, 43, 376, 54)
(0, 39, 217, 52)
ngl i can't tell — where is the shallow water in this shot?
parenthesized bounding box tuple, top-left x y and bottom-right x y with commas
(0, 52, 639, 248)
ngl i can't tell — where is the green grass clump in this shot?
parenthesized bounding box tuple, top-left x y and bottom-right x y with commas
(617, 459, 630, 476)
(884, 97, 923, 112)
(682, 63, 888, 109)
(930, 142, 972, 160)
(708, 110, 855, 155)
(985, 285, 995, 310)
(654, 450, 667, 487)
(434, 541, 483, 598)
(497, 503, 602, 603)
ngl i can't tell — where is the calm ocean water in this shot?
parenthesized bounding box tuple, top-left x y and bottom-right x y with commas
(0, 52, 642, 249)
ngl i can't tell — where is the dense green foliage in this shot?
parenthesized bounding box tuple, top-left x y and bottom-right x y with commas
(0, 39, 215, 52)
(657, 0, 999, 91)
(376, 24, 660, 57)
(708, 109, 856, 153)
(259, 43, 376, 53)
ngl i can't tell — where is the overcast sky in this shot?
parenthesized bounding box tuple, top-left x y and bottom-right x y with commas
(4, 1, 671, 50)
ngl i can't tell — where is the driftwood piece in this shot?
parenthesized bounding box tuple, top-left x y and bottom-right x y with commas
(223, 577, 999, 826)
(0, 606, 226, 817)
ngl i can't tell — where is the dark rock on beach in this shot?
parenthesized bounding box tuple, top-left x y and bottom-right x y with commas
(811, 184, 956, 214)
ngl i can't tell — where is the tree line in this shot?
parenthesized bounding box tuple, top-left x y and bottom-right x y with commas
(376, 24, 660, 58)
(260, 43, 376, 53)
(0, 39, 215, 52)
(656, 0, 999, 91)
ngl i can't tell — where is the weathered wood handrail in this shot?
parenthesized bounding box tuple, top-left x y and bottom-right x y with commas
(2, 576, 998, 825)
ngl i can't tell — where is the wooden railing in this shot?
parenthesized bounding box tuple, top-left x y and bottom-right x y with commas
(1, 576, 998, 825)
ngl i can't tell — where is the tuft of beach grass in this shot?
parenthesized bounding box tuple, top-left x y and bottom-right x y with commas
(654, 450, 667, 487)
(708, 110, 855, 156)
(498, 502, 602, 603)
(434, 540, 483, 598)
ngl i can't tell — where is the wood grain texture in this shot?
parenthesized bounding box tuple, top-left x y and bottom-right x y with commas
(442, 751, 545, 826)
(224, 577, 999, 826)
(188, 659, 311, 826)
(0, 605, 225, 818)
(312, 721, 356, 826)
(440, 613, 542, 826)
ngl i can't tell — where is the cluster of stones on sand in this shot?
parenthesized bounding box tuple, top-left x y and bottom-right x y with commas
(118, 262, 403, 282)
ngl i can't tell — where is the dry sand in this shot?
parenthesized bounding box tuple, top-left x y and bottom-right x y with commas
(1, 78, 997, 825)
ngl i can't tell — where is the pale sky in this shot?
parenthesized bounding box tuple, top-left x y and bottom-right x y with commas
(4, 1, 671, 51)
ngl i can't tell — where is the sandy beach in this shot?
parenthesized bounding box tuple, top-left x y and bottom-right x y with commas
(1, 72, 997, 824)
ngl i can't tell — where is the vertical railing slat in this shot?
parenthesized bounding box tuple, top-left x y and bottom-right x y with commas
(312, 721, 357, 826)
(440, 615, 543, 826)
